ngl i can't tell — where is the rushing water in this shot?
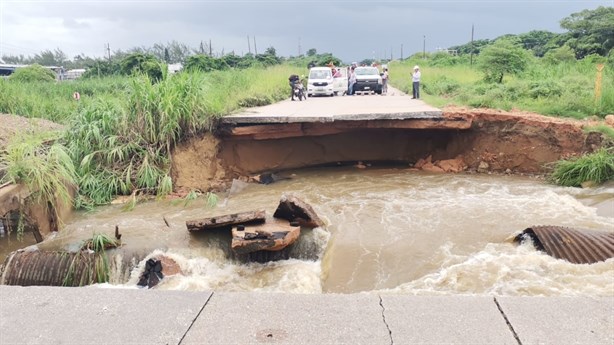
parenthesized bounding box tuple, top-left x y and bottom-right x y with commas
(10, 167, 614, 296)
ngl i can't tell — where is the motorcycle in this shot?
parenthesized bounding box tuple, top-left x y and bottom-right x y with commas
(292, 80, 307, 101)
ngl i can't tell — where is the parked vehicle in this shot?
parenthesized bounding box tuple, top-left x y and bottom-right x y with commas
(332, 67, 348, 96)
(307, 67, 334, 97)
(353, 67, 382, 94)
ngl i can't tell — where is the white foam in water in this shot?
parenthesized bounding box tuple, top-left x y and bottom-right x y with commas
(65, 171, 613, 295)
(385, 241, 614, 296)
(119, 250, 323, 293)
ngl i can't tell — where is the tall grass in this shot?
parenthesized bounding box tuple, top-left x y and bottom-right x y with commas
(389, 59, 614, 118)
(548, 148, 614, 187)
(0, 132, 76, 215)
(1, 65, 300, 209)
(63, 66, 300, 208)
(0, 77, 129, 123)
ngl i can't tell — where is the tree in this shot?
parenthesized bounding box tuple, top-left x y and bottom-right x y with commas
(264, 46, 277, 57)
(164, 48, 170, 63)
(518, 30, 559, 57)
(120, 53, 164, 81)
(559, 6, 614, 58)
(449, 39, 493, 56)
(312, 53, 341, 67)
(9, 64, 56, 82)
(184, 54, 228, 72)
(306, 48, 317, 56)
(478, 39, 530, 83)
(543, 45, 576, 64)
(81, 59, 121, 78)
(32, 49, 58, 66)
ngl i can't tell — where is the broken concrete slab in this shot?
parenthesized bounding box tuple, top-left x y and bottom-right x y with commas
(181, 292, 389, 345)
(231, 219, 300, 255)
(0, 285, 212, 345)
(273, 194, 325, 228)
(496, 296, 614, 345)
(381, 295, 517, 344)
(186, 209, 266, 232)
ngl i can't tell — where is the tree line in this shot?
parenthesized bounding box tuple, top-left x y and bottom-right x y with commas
(449, 6, 613, 59)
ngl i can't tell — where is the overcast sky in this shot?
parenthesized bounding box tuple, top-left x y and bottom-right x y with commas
(1, 0, 613, 63)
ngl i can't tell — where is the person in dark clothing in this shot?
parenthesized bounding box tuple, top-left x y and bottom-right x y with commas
(288, 74, 300, 100)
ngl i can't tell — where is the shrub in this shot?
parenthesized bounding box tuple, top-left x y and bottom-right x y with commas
(9, 64, 56, 82)
(528, 80, 563, 98)
(423, 76, 461, 97)
(478, 39, 531, 83)
(542, 46, 576, 64)
(120, 53, 165, 81)
(549, 148, 614, 187)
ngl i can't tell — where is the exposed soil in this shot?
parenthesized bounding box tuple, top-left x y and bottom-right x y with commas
(172, 107, 612, 192)
(0, 113, 64, 150)
(0, 109, 611, 195)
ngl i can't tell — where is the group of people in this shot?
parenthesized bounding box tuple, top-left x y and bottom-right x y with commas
(288, 63, 421, 100)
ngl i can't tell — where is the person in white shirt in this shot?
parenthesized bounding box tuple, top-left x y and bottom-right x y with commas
(412, 65, 421, 99)
(382, 68, 389, 95)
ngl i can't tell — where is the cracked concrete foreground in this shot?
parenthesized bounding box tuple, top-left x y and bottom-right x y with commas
(0, 286, 612, 345)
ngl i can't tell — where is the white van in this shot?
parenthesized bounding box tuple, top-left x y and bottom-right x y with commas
(307, 67, 334, 97)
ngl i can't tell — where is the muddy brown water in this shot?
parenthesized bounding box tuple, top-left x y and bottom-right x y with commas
(2, 167, 613, 295)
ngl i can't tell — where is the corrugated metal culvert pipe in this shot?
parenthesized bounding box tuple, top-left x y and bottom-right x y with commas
(515, 226, 614, 264)
(0, 250, 106, 286)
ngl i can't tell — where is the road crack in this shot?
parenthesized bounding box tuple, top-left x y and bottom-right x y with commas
(379, 295, 394, 345)
(494, 297, 522, 345)
(178, 291, 214, 345)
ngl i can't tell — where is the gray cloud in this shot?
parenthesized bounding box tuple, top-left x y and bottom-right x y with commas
(1, 0, 612, 62)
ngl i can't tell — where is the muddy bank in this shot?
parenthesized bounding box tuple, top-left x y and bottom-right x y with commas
(171, 108, 608, 192)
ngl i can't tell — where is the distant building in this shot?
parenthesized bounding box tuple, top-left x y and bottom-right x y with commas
(0, 63, 21, 76)
(168, 63, 183, 74)
(65, 69, 86, 80)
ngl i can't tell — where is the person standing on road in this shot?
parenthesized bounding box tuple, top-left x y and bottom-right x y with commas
(348, 67, 357, 96)
(382, 68, 389, 95)
(412, 65, 421, 99)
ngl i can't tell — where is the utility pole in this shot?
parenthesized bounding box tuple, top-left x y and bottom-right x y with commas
(390, 46, 393, 61)
(209, 39, 212, 57)
(106, 43, 111, 61)
(470, 24, 475, 66)
(401, 44, 404, 60)
(298, 37, 302, 56)
(247, 35, 251, 54)
(423, 35, 426, 59)
(253, 36, 258, 55)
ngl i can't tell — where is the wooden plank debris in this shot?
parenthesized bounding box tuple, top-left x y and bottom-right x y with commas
(231, 220, 300, 255)
(186, 209, 266, 232)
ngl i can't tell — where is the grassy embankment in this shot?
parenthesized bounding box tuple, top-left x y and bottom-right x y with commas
(389, 59, 614, 119)
(0, 65, 302, 212)
(389, 59, 614, 186)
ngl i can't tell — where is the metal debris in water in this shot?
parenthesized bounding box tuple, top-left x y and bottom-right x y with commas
(515, 226, 614, 264)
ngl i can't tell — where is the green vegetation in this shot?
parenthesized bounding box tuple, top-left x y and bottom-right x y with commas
(0, 76, 128, 122)
(390, 58, 614, 118)
(478, 39, 531, 83)
(584, 125, 614, 140)
(1, 132, 76, 217)
(62, 233, 119, 286)
(9, 64, 56, 83)
(120, 53, 166, 81)
(0, 65, 301, 211)
(548, 148, 614, 187)
(389, 7, 614, 119)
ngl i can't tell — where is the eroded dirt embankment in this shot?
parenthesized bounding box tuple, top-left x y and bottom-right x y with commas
(171, 108, 608, 192)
